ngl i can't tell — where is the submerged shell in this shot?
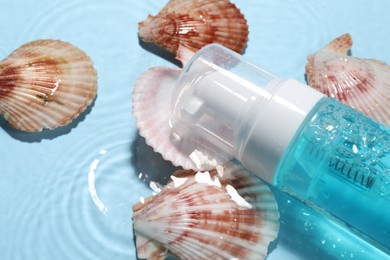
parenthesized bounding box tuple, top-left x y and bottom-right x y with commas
(0, 39, 97, 132)
(306, 33, 390, 126)
(133, 161, 279, 260)
(138, 0, 249, 55)
(132, 66, 232, 170)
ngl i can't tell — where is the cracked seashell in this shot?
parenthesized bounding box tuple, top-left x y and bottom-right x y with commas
(0, 39, 97, 132)
(133, 161, 279, 260)
(306, 33, 390, 126)
(132, 66, 232, 170)
(138, 0, 249, 55)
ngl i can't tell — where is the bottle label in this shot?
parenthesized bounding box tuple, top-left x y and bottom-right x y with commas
(304, 99, 390, 190)
(276, 98, 390, 248)
(277, 98, 390, 194)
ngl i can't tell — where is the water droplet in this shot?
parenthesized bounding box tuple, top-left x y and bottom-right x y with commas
(149, 181, 162, 194)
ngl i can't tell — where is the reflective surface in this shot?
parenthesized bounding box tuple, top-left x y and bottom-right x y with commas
(1, 0, 390, 259)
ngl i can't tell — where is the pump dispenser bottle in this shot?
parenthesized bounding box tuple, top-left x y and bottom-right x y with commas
(170, 44, 390, 249)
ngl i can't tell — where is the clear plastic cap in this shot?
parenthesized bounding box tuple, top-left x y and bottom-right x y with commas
(170, 44, 324, 183)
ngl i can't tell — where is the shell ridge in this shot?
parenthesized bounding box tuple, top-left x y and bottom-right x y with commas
(138, 0, 249, 54)
(306, 34, 390, 126)
(134, 231, 167, 260)
(0, 102, 32, 129)
(133, 162, 279, 259)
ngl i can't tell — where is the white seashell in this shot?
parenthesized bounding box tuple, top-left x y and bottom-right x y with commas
(132, 161, 280, 260)
(0, 39, 97, 132)
(138, 0, 249, 55)
(306, 33, 390, 127)
(132, 66, 232, 170)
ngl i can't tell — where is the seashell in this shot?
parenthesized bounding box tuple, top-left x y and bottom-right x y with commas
(132, 161, 280, 260)
(176, 44, 196, 66)
(138, 0, 249, 56)
(132, 66, 232, 170)
(306, 33, 390, 127)
(0, 39, 98, 132)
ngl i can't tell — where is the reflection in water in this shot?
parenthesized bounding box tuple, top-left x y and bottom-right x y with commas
(132, 134, 181, 187)
(194, 171, 221, 187)
(170, 175, 188, 188)
(88, 149, 108, 214)
(270, 186, 390, 259)
(226, 184, 253, 209)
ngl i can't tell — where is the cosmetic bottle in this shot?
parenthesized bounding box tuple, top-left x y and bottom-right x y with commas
(170, 44, 390, 250)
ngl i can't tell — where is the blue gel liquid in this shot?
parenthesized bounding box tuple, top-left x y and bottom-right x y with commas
(275, 98, 390, 249)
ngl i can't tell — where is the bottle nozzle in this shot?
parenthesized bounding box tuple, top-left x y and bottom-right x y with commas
(170, 44, 324, 182)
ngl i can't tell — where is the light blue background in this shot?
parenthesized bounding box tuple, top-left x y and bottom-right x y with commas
(1, 0, 389, 259)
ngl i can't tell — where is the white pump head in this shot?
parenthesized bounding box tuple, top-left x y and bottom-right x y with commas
(170, 44, 324, 183)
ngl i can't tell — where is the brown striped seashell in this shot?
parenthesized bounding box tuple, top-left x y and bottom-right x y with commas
(133, 161, 279, 260)
(0, 39, 98, 132)
(138, 0, 249, 55)
(306, 33, 390, 126)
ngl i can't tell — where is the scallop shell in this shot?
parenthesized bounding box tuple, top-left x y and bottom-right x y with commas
(176, 44, 196, 66)
(138, 0, 249, 55)
(133, 161, 280, 260)
(132, 66, 232, 170)
(0, 39, 97, 132)
(306, 33, 390, 126)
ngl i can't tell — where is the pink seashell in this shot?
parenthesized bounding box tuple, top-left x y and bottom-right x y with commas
(176, 44, 196, 66)
(138, 0, 249, 55)
(132, 66, 232, 170)
(306, 33, 390, 126)
(132, 161, 279, 260)
(0, 39, 97, 132)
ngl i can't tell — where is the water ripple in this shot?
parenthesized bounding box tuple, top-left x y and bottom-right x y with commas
(4, 1, 390, 259)
(88, 150, 109, 214)
(240, 0, 331, 81)
(3, 122, 144, 259)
